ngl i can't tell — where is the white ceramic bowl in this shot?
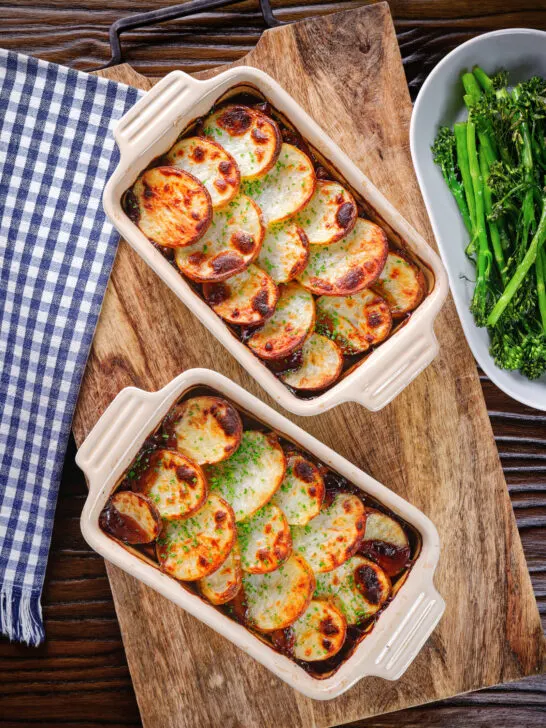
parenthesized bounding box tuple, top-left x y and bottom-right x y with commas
(103, 67, 448, 416)
(410, 28, 546, 411)
(77, 368, 444, 700)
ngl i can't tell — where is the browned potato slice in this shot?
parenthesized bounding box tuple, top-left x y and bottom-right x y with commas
(156, 493, 235, 581)
(243, 553, 315, 631)
(291, 598, 347, 661)
(360, 508, 411, 577)
(315, 555, 390, 624)
(257, 221, 309, 283)
(372, 251, 426, 317)
(164, 396, 242, 465)
(133, 449, 207, 520)
(165, 136, 240, 210)
(203, 264, 278, 326)
(271, 454, 324, 526)
(203, 104, 281, 179)
(174, 194, 264, 282)
(280, 333, 343, 391)
(247, 281, 315, 360)
(242, 143, 316, 224)
(198, 542, 242, 605)
(126, 166, 212, 248)
(206, 430, 286, 521)
(99, 491, 161, 544)
(295, 180, 357, 246)
(237, 503, 291, 574)
(291, 493, 366, 573)
(297, 219, 388, 296)
(316, 289, 392, 355)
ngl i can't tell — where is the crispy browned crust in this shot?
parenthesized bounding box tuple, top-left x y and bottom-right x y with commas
(250, 304, 316, 361)
(281, 335, 343, 392)
(372, 249, 426, 317)
(287, 227, 310, 281)
(203, 266, 279, 326)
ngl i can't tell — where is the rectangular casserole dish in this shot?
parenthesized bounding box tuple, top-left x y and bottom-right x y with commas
(102, 67, 448, 415)
(77, 368, 444, 700)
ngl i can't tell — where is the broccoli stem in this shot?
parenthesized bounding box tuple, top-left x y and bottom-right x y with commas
(479, 145, 507, 285)
(472, 66, 493, 93)
(488, 196, 546, 327)
(454, 122, 476, 230)
(462, 72, 483, 106)
(537, 248, 546, 332)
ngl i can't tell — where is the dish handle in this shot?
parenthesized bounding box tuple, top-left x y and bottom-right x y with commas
(368, 584, 445, 681)
(113, 70, 218, 160)
(351, 324, 439, 411)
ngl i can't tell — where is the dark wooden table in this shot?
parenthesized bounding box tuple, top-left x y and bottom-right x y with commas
(1, 2, 545, 726)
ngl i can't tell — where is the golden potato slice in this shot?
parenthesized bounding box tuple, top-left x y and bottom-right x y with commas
(271, 454, 324, 526)
(316, 289, 392, 355)
(291, 598, 347, 662)
(165, 136, 240, 209)
(242, 143, 316, 224)
(203, 264, 278, 326)
(295, 180, 357, 246)
(297, 218, 388, 296)
(99, 490, 161, 544)
(164, 396, 242, 465)
(243, 553, 315, 631)
(127, 166, 212, 248)
(237, 503, 291, 574)
(315, 555, 390, 625)
(360, 508, 411, 577)
(175, 194, 264, 282)
(206, 430, 286, 521)
(257, 221, 309, 284)
(133, 449, 207, 520)
(198, 542, 242, 605)
(156, 493, 235, 581)
(203, 104, 281, 179)
(372, 251, 426, 317)
(247, 281, 315, 360)
(292, 493, 366, 573)
(280, 333, 343, 392)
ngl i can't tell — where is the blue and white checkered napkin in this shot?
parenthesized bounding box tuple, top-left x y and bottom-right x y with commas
(0, 50, 143, 645)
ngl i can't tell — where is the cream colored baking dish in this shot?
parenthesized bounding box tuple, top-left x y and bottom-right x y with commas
(77, 368, 444, 700)
(103, 68, 447, 415)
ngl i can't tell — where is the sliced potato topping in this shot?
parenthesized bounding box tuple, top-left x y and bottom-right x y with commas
(164, 396, 242, 465)
(203, 264, 278, 326)
(99, 490, 161, 544)
(156, 492, 235, 581)
(280, 333, 343, 392)
(295, 180, 357, 246)
(133, 449, 207, 520)
(247, 281, 315, 360)
(372, 251, 426, 317)
(291, 598, 347, 662)
(237, 503, 291, 574)
(127, 166, 212, 248)
(315, 555, 390, 625)
(291, 493, 366, 573)
(203, 104, 281, 179)
(316, 289, 392, 355)
(244, 553, 315, 631)
(206, 430, 286, 521)
(360, 508, 411, 577)
(165, 136, 240, 210)
(297, 218, 388, 297)
(242, 143, 316, 225)
(257, 221, 309, 284)
(198, 542, 242, 605)
(271, 454, 324, 526)
(175, 193, 264, 282)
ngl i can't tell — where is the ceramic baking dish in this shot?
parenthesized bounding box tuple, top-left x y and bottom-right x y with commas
(102, 67, 448, 415)
(77, 368, 444, 700)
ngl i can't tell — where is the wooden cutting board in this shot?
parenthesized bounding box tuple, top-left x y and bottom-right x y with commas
(72, 4, 544, 726)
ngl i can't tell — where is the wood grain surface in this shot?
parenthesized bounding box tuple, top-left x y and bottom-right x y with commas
(1, 2, 545, 727)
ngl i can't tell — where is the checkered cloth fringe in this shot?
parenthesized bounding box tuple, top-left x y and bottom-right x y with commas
(0, 50, 142, 645)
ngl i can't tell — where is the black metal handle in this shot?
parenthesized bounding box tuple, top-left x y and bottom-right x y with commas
(96, 0, 285, 70)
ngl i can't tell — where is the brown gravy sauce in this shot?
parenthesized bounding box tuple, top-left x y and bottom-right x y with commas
(100, 385, 422, 680)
